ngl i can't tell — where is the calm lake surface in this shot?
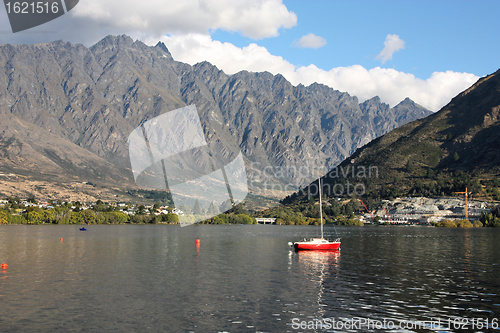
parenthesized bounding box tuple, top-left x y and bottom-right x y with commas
(0, 225, 499, 332)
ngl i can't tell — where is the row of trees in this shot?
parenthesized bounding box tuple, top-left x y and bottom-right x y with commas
(0, 207, 128, 225)
(0, 206, 182, 225)
(200, 204, 255, 224)
(479, 206, 500, 227)
(260, 195, 500, 228)
(434, 219, 483, 228)
(0, 200, 257, 225)
(2, 195, 498, 227)
(202, 213, 255, 224)
(256, 198, 364, 226)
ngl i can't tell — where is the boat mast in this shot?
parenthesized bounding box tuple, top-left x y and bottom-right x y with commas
(319, 178, 324, 239)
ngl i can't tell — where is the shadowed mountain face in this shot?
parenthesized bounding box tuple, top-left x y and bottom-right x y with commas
(289, 69, 499, 204)
(0, 35, 431, 201)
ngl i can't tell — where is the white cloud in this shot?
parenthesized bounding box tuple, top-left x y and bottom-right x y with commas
(162, 34, 479, 111)
(376, 34, 405, 64)
(0, 0, 297, 45)
(72, 0, 297, 40)
(294, 33, 327, 49)
(157, 34, 296, 76)
(293, 65, 478, 111)
(0, 0, 479, 113)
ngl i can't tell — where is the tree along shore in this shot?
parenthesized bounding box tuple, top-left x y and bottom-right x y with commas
(1, 197, 498, 227)
(0, 198, 257, 225)
(254, 197, 500, 227)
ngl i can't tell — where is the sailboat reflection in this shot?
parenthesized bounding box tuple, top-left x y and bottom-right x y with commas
(295, 250, 341, 319)
(296, 250, 340, 276)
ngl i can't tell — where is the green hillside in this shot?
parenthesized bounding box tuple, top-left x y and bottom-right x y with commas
(286, 68, 500, 205)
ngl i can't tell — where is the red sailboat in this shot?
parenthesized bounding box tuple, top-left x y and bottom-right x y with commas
(291, 178, 341, 251)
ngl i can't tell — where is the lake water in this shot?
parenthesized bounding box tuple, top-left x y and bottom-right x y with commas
(0, 225, 499, 332)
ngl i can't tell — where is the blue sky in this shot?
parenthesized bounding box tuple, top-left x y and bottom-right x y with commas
(207, 0, 499, 78)
(278, 0, 499, 79)
(1, 0, 498, 110)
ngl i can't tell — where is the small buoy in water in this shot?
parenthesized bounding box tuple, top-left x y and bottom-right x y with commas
(1, 263, 8, 269)
(60, 238, 63, 242)
(196, 239, 200, 246)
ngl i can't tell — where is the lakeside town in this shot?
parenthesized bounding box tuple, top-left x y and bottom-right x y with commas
(364, 197, 491, 224)
(0, 197, 182, 225)
(0, 195, 498, 227)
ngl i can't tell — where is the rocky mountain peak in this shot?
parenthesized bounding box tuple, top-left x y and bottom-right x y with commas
(154, 41, 173, 59)
(0, 35, 433, 202)
(294, 68, 500, 202)
(397, 97, 415, 106)
(98, 34, 134, 48)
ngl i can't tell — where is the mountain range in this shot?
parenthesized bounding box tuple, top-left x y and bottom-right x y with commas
(287, 68, 500, 205)
(0, 35, 431, 203)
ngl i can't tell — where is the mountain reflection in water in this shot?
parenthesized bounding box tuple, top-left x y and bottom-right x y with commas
(0, 225, 498, 332)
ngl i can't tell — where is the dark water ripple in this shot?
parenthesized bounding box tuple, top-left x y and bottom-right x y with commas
(0, 225, 499, 332)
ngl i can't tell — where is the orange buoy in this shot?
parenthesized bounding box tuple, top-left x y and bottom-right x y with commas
(60, 238, 63, 242)
(1, 263, 7, 269)
(196, 239, 200, 246)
